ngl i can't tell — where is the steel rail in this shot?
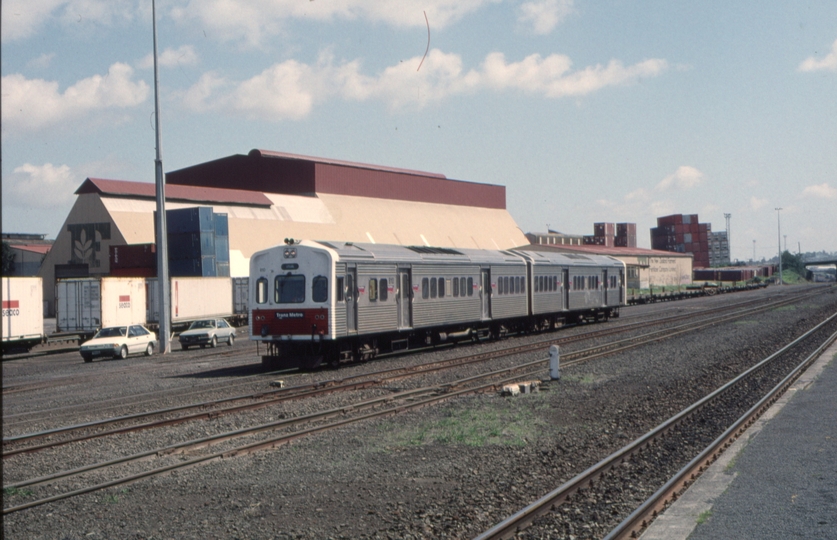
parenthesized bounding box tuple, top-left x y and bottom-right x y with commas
(4, 295, 824, 513)
(604, 323, 837, 540)
(474, 311, 837, 540)
(3, 291, 802, 456)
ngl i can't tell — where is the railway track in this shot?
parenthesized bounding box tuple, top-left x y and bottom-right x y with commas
(474, 312, 837, 539)
(3, 287, 813, 437)
(2, 287, 814, 456)
(2, 289, 825, 515)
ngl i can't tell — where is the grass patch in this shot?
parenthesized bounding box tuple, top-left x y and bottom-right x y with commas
(381, 396, 547, 448)
(3, 486, 33, 498)
(772, 305, 797, 312)
(696, 510, 712, 525)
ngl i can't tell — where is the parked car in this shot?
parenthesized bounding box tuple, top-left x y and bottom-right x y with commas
(179, 318, 236, 350)
(80, 325, 157, 362)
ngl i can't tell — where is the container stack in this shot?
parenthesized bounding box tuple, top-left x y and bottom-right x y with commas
(214, 213, 230, 277)
(650, 214, 710, 267)
(615, 222, 637, 247)
(109, 244, 157, 277)
(583, 222, 615, 247)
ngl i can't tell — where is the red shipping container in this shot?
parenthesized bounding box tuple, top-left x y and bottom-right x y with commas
(110, 244, 157, 270)
(110, 266, 157, 277)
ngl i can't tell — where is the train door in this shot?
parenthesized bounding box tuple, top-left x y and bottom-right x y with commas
(346, 265, 358, 333)
(397, 268, 412, 329)
(481, 269, 492, 319)
(562, 269, 570, 310)
(602, 270, 608, 306)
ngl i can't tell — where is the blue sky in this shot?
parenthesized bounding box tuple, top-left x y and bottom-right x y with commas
(2, 0, 835, 262)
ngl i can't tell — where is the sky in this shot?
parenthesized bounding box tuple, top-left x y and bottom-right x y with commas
(2, 0, 835, 263)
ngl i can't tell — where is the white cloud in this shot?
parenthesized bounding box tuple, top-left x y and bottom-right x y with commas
(750, 196, 768, 210)
(1, 0, 140, 42)
(3, 163, 78, 209)
(657, 166, 704, 191)
(801, 183, 837, 199)
(138, 45, 199, 70)
(1, 63, 149, 133)
(28, 52, 57, 70)
(518, 0, 574, 35)
(171, 0, 497, 46)
(183, 49, 667, 120)
(798, 39, 837, 73)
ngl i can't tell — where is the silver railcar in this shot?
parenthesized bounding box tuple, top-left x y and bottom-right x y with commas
(250, 240, 624, 369)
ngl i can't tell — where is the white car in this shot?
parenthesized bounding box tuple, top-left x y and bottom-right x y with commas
(178, 318, 236, 350)
(80, 325, 157, 362)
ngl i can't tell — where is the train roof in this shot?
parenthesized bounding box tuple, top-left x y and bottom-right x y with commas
(512, 249, 625, 268)
(310, 241, 525, 265)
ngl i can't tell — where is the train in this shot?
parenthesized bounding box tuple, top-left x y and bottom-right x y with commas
(249, 240, 626, 369)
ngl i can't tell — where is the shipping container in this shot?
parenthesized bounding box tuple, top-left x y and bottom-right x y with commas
(214, 213, 229, 237)
(146, 277, 233, 324)
(215, 235, 230, 262)
(168, 232, 215, 260)
(233, 277, 249, 315)
(111, 266, 157, 278)
(166, 206, 215, 234)
(593, 222, 615, 236)
(110, 243, 157, 270)
(2, 277, 45, 351)
(56, 277, 147, 335)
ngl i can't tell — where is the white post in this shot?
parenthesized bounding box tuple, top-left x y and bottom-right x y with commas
(549, 345, 560, 380)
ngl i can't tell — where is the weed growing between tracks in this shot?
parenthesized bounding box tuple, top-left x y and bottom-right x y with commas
(378, 394, 551, 448)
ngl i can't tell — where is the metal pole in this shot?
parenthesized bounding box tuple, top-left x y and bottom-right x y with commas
(724, 213, 731, 264)
(775, 208, 783, 285)
(152, 0, 171, 353)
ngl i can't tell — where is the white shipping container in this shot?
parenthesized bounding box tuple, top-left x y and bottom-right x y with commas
(2, 277, 44, 347)
(146, 277, 233, 324)
(233, 277, 249, 314)
(56, 278, 147, 333)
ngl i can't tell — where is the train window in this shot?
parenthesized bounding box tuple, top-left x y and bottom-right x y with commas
(521, 276, 525, 293)
(336, 277, 345, 302)
(430, 278, 437, 298)
(554, 276, 559, 290)
(422, 278, 430, 299)
(312, 276, 328, 303)
(439, 278, 445, 298)
(256, 277, 268, 304)
(369, 278, 378, 301)
(380, 278, 389, 301)
(534, 276, 540, 292)
(467, 277, 474, 296)
(275, 275, 305, 303)
(453, 277, 459, 297)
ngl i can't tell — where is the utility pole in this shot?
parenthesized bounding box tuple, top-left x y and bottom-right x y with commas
(152, 0, 171, 353)
(775, 208, 783, 285)
(753, 239, 756, 263)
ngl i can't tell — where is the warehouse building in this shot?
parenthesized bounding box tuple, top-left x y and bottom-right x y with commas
(525, 231, 694, 291)
(37, 149, 528, 315)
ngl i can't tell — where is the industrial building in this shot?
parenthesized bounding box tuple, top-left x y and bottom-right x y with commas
(36, 149, 528, 315)
(526, 232, 694, 291)
(2, 233, 53, 277)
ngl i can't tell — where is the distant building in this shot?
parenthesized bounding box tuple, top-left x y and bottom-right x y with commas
(2, 233, 53, 276)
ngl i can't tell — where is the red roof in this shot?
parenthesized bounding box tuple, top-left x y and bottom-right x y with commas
(11, 244, 52, 255)
(166, 149, 507, 209)
(75, 178, 273, 207)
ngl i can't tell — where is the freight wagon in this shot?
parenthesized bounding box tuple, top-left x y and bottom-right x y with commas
(56, 278, 147, 338)
(2, 277, 46, 353)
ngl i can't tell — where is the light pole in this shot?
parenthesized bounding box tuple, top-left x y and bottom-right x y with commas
(775, 208, 783, 285)
(753, 239, 756, 263)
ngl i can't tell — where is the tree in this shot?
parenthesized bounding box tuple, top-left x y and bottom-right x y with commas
(2, 242, 16, 274)
(781, 250, 805, 276)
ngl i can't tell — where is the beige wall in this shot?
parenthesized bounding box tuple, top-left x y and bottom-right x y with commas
(39, 192, 529, 316)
